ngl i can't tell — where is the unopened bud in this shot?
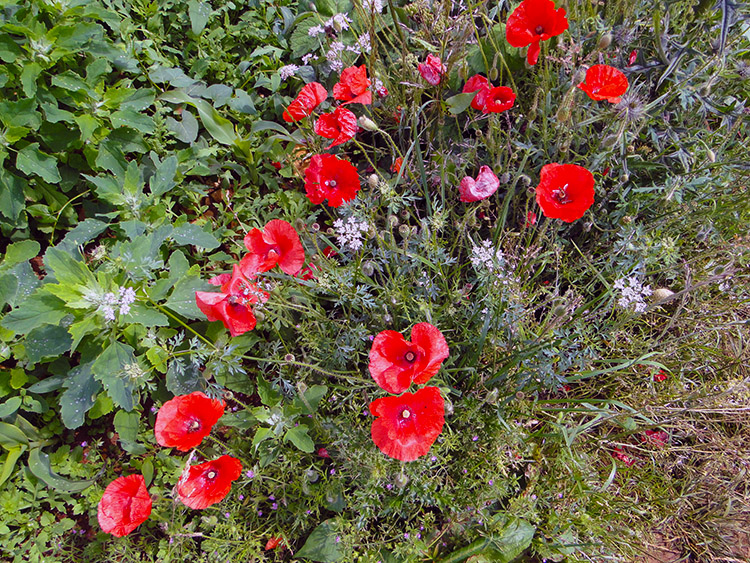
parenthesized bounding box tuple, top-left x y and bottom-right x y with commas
(358, 116, 378, 132)
(361, 261, 375, 276)
(398, 224, 410, 236)
(368, 174, 379, 189)
(519, 174, 531, 187)
(556, 107, 571, 123)
(489, 67, 499, 81)
(598, 33, 612, 49)
(254, 311, 265, 322)
(394, 473, 410, 488)
(620, 173, 630, 182)
(707, 149, 716, 163)
(284, 353, 295, 363)
(699, 84, 711, 96)
(499, 172, 510, 183)
(652, 288, 675, 303)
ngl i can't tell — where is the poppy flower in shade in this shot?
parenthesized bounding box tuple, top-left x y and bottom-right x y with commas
(177, 455, 243, 510)
(390, 157, 403, 174)
(577, 64, 629, 104)
(98, 474, 152, 537)
(154, 392, 226, 452)
(459, 166, 500, 202)
(369, 323, 449, 394)
(506, 0, 569, 66)
(483, 86, 516, 114)
(314, 107, 358, 148)
(195, 264, 269, 337)
(240, 219, 305, 277)
(303, 153, 360, 207)
(418, 54, 446, 86)
(462, 75, 491, 110)
(535, 163, 595, 223)
(283, 82, 328, 122)
(265, 537, 287, 550)
(370, 386, 445, 462)
(333, 65, 372, 105)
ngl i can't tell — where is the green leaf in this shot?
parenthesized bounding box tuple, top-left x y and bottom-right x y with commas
(56, 218, 109, 254)
(74, 114, 99, 142)
(25, 324, 72, 364)
(0, 98, 42, 129)
(0, 397, 22, 418)
(481, 517, 535, 563)
(149, 155, 178, 197)
(172, 223, 220, 249)
(0, 35, 21, 63)
(0, 446, 25, 488)
(166, 360, 203, 395)
(110, 109, 155, 135)
(257, 377, 281, 407)
(446, 92, 478, 115)
(91, 342, 138, 411)
(113, 410, 145, 454)
(69, 316, 99, 352)
(252, 426, 274, 451)
(45, 247, 95, 286)
(188, 0, 212, 34)
(284, 425, 315, 453)
(164, 275, 211, 319)
(166, 111, 199, 144)
(0, 263, 40, 309)
(0, 169, 26, 220)
(0, 422, 28, 449)
(296, 519, 343, 562)
(122, 302, 169, 327)
(3, 240, 40, 267)
(27, 449, 95, 492)
(121, 89, 155, 112)
(161, 91, 238, 146)
(141, 458, 154, 487)
(20, 63, 42, 97)
(60, 362, 101, 430)
(16, 143, 61, 184)
(1, 291, 67, 334)
(294, 385, 328, 414)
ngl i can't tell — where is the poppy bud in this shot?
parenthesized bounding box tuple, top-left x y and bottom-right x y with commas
(699, 84, 711, 96)
(444, 397, 454, 415)
(556, 107, 570, 123)
(489, 67, 499, 81)
(559, 139, 570, 153)
(398, 224, 410, 236)
(651, 288, 674, 302)
(295, 218, 306, 231)
(519, 174, 531, 187)
(620, 173, 630, 182)
(358, 116, 379, 132)
(255, 311, 265, 322)
(552, 304, 567, 317)
(368, 174, 379, 189)
(388, 215, 399, 227)
(707, 149, 716, 163)
(394, 473, 410, 488)
(361, 261, 375, 276)
(627, 144, 635, 153)
(297, 381, 307, 394)
(311, 222, 320, 232)
(572, 68, 586, 85)
(597, 33, 612, 49)
(499, 172, 510, 183)
(284, 353, 295, 363)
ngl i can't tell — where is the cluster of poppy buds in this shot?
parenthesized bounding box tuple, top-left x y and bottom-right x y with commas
(98, 392, 239, 536)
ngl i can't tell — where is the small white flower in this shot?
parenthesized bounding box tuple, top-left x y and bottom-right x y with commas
(308, 25, 325, 37)
(279, 64, 299, 80)
(302, 53, 316, 65)
(362, 0, 384, 13)
(330, 13, 353, 30)
(614, 274, 653, 313)
(334, 216, 370, 252)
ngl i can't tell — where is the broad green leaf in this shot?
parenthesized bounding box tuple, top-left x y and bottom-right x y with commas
(27, 449, 95, 492)
(51, 70, 95, 98)
(110, 109, 155, 135)
(149, 155, 178, 197)
(0, 446, 25, 488)
(164, 275, 211, 319)
(20, 63, 42, 97)
(172, 223, 220, 249)
(166, 111, 199, 144)
(0, 35, 21, 62)
(0, 169, 25, 220)
(188, 0, 211, 34)
(161, 91, 238, 146)
(149, 67, 198, 88)
(25, 324, 72, 364)
(0, 263, 39, 309)
(284, 425, 315, 453)
(114, 410, 145, 454)
(446, 92, 478, 115)
(0, 397, 22, 418)
(166, 360, 203, 395)
(121, 89, 155, 112)
(74, 114, 99, 142)
(56, 218, 109, 254)
(205, 84, 233, 106)
(480, 517, 535, 563)
(69, 315, 98, 352)
(141, 458, 154, 487)
(45, 246, 95, 286)
(252, 426, 274, 451)
(0, 98, 42, 129)
(16, 143, 61, 184)
(296, 519, 343, 562)
(0, 421, 29, 449)
(122, 302, 169, 327)
(257, 377, 281, 407)
(227, 89, 256, 114)
(26, 374, 65, 394)
(60, 362, 100, 429)
(3, 240, 40, 267)
(91, 341, 138, 411)
(1, 291, 67, 334)
(294, 385, 328, 414)
(40, 101, 75, 124)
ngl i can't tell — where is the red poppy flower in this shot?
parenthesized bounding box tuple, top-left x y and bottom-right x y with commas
(177, 455, 242, 510)
(303, 153, 360, 207)
(154, 391, 226, 452)
(459, 165, 499, 202)
(506, 0, 569, 66)
(369, 323, 449, 394)
(98, 474, 152, 537)
(314, 107, 358, 148)
(535, 163, 595, 223)
(577, 65, 628, 104)
(642, 429, 668, 447)
(390, 157, 403, 174)
(418, 54, 446, 86)
(611, 446, 636, 466)
(333, 65, 372, 105)
(525, 211, 538, 227)
(195, 264, 269, 336)
(265, 537, 287, 550)
(240, 219, 305, 277)
(370, 386, 445, 462)
(653, 370, 668, 382)
(283, 82, 328, 122)
(463, 75, 491, 110)
(483, 86, 516, 114)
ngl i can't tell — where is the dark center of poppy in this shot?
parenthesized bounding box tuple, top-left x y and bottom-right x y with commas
(207, 470, 217, 479)
(551, 184, 572, 204)
(401, 409, 411, 419)
(535, 25, 544, 35)
(404, 351, 417, 363)
(188, 419, 202, 432)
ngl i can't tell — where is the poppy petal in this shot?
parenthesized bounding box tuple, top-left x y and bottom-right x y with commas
(154, 392, 226, 451)
(459, 166, 499, 202)
(535, 163, 595, 222)
(410, 323, 450, 384)
(283, 82, 328, 122)
(303, 154, 361, 207)
(98, 474, 152, 537)
(177, 455, 242, 509)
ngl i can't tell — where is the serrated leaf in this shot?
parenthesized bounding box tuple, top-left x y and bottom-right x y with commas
(166, 110, 199, 143)
(1, 291, 67, 334)
(166, 360, 203, 395)
(296, 519, 343, 562)
(45, 247, 95, 286)
(56, 218, 109, 254)
(284, 425, 314, 453)
(60, 362, 100, 429)
(16, 143, 61, 184)
(257, 377, 281, 407)
(0, 98, 42, 129)
(110, 109, 155, 135)
(149, 155, 178, 197)
(0, 169, 26, 220)
(27, 449, 95, 492)
(25, 324, 72, 364)
(3, 240, 40, 267)
(188, 0, 211, 35)
(91, 341, 137, 411)
(172, 223, 220, 249)
(252, 426, 274, 451)
(0, 35, 21, 62)
(164, 275, 211, 319)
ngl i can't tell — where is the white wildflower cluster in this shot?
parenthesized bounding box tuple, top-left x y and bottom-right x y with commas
(302, 53, 315, 65)
(348, 32, 371, 55)
(308, 24, 325, 37)
(334, 216, 370, 252)
(470, 240, 506, 273)
(94, 286, 137, 322)
(279, 64, 299, 80)
(326, 41, 345, 72)
(613, 275, 653, 313)
(362, 0, 384, 13)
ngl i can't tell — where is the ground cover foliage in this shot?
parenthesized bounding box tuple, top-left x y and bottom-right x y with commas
(0, 0, 748, 560)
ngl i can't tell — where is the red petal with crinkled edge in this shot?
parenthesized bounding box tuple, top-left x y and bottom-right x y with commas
(535, 163, 595, 223)
(177, 455, 242, 509)
(303, 154, 360, 207)
(370, 387, 445, 462)
(314, 107, 358, 148)
(577, 64, 628, 103)
(418, 54, 445, 86)
(463, 75, 491, 110)
(283, 82, 328, 122)
(506, 0, 568, 65)
(459, 166, 500, 202)
(410, 323, 450, 384)
(98, 474, 152, 537)
(483, 86, 516, 114)
(241, 219, 305, 276)
(333, 65, 371, 104)
(154, 392, 226, 451)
